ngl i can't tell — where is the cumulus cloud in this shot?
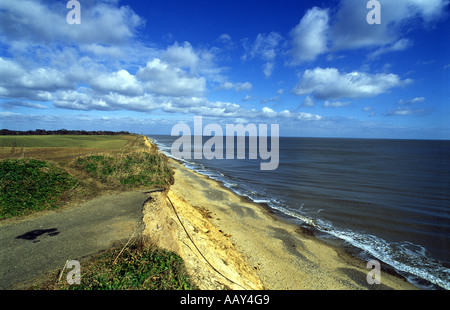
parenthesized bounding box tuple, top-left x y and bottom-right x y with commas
(262, 107, 277, 118)
(330, 0, 449, 50)
(292, 67, 413, 100)
(283, 0, 448, 62)
(91, 69, 143, 96)
(0, 0, 330, 128)
(0, 0, 144, 45)
(136, 58, 206, 97)
(0, 57, 75, 100)
(163, 42, 201, 72)
(288, 7, 329, 64)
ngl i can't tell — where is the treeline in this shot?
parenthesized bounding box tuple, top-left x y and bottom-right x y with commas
(0, 129, 133, 136)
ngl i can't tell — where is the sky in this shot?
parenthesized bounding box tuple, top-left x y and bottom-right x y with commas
(0, 0, 449, 139)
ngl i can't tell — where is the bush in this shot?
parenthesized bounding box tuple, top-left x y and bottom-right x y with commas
(73, 152, 174, 188)
(0, 159, 78, 218)
(54, 240, 197, 290)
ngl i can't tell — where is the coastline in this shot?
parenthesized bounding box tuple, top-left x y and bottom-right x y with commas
(143, 137, 419, 289)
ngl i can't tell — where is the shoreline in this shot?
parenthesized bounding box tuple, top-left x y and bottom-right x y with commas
(146, 141, 419, 289)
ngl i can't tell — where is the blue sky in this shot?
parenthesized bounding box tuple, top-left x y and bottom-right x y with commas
(0, 0, 449, 139)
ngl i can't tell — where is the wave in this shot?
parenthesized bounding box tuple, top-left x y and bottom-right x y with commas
(153, 137, 450, 290)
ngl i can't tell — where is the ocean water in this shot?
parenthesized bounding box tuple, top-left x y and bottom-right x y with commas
(151, 135, 450, 290)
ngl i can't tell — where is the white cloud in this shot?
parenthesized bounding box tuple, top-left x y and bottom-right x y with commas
(80, 44, 126, 58)
(263, 62, 274, 78)
(217, 81, 252, 92)
(234, 82, 252, 91)
(292, 67, 413, 100)
(411, 97, 425, 103)
(386, 107, 427, 116)
(330, 0, 449, 50)
(136, 58, 206, 97)
(288, 7, 329, 64)
(163, 42, 200, 72)
(255, 107, 322, 121)
(301, 96, 315, 107)
(368, 39, 414, 59)
(402, 97, 426, 104)
(162, 42, 226, 84)
(296, 112, 323, 121)
(323, 100, 351, 108)
(262, 107, 277, 118)
(242, 32, 283, 77)
(91, 69, 143, 96)
(2, 101, 48, 110)
(247, 32, 283, 61)
(281, 0, 448, 63)
(0, 0, 143, 46)
(0, 57, 75, 100)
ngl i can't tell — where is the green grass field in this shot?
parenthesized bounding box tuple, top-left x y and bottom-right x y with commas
(0, 134, 173, 218)
(0, 135, 132, 149)
(0, 158, 78, 218)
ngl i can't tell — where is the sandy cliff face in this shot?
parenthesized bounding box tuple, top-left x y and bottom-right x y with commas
(142, 189, 264, 290)
(143, 137, 155, 152)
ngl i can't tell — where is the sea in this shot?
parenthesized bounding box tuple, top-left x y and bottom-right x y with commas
(150, 135, 450, 290)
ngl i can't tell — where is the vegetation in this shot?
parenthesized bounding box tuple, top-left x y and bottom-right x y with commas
(44, 239, 197, 290)
(0, 135, 131, 149)
(1, 134, 194, 290)
(0, 134, 174, 218)
(73, 152, 174, 188)
(0, 158, 78, 218)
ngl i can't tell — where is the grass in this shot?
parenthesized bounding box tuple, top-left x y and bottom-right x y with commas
(73, 152, 174, 188)
(0, 134, 174, 219)
(0, 158, 78, 218)
(0, 135, 131, 149)
(37, 238, 198, 290)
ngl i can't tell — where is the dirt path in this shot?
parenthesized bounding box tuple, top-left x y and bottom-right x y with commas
(0, 191, 149, 289)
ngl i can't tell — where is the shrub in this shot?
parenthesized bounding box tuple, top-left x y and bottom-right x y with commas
(73, 152, 174, 189)
(0, 159, 77, 218)
(54, 240, 197, 290)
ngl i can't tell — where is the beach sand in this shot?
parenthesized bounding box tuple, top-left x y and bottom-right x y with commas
(143, 157, 419, 290)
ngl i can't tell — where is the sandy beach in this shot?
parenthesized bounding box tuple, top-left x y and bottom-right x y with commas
(142, 154, 419, 290)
